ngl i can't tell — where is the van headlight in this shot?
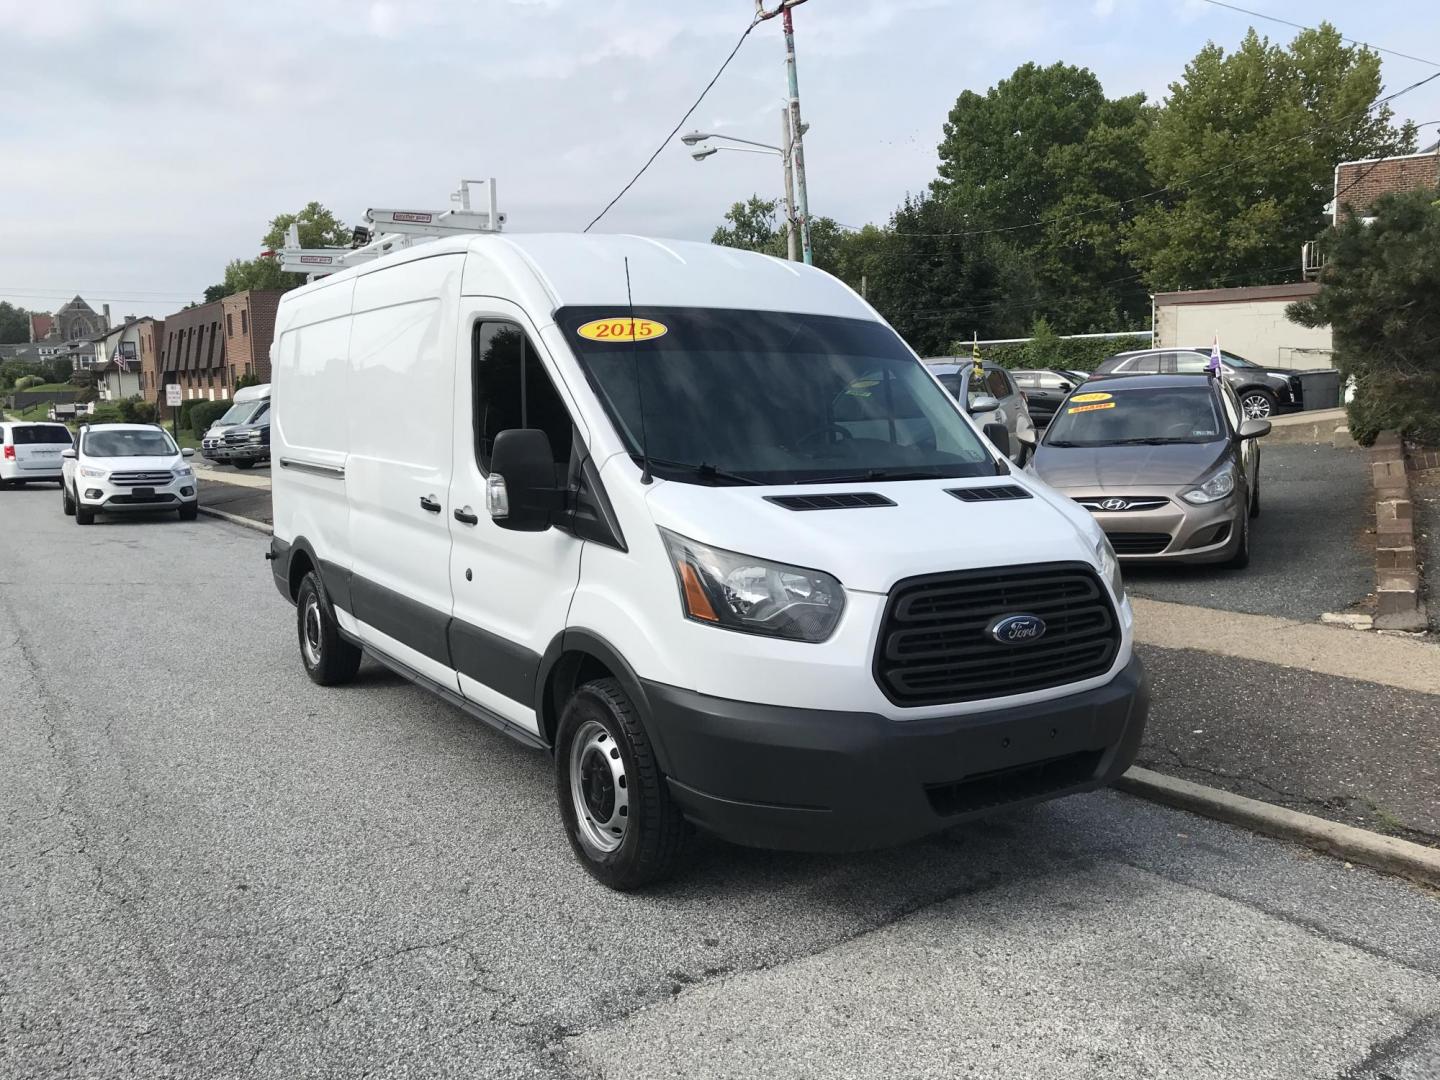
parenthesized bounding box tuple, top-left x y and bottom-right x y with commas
(660, 529, 845, 642)
(1181, 463, 1236, 504)
(1096, 535, 1125, 601)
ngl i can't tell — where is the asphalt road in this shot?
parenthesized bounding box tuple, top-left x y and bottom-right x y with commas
(4, 485, 1440, 1079)
(1124, 443, 1373, 620)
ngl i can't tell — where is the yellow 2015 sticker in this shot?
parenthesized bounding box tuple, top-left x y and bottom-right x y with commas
(1068, 401, 1117, 415)
(1069, 391, 1112, 403)
(575, 317, 669, 342)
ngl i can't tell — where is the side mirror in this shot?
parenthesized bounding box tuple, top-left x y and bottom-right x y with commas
(488, 429, 563, 532)
(181, 447, 195, 458)
(967, 394, 1001, 415)
(1057, 382, 1072, 393)
(61, 448, 76, 459)
(1237, 419, 1271, 440)
(983, 422, 1011, 459)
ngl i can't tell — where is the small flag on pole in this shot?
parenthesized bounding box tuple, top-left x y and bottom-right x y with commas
(112, 347, 130, 373)
(971, 332, 983, 379)
(1207, 334, 1222, 376)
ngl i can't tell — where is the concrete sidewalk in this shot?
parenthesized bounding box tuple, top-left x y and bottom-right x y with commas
(200, 478, 272, 527)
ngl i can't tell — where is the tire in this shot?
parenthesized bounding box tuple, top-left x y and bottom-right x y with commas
(556, 678, 686, 890)
(1223, 512, 1250, 569)
(178, 501, 198, 521)
(232, 460, 255, 470)
(75, 500, 95, 525)
(1240, 389, 1276, 421)
(62, 483, 75, 517)
(296, 571, 362, 686)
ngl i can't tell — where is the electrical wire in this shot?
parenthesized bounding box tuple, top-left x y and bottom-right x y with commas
(1329, 120, 1440, 209)
(1197, 1, 1440, 69)
(583, 16, 762, 233)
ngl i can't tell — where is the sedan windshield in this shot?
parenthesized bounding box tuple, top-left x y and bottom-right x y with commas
(1043, 387, 1224, 446)
(560, 307, 996, 484)
(84, 429, 177, 457)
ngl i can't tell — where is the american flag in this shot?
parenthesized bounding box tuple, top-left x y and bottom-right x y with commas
(1208, 334, 1222, 375)
(113, 347, 130, 373)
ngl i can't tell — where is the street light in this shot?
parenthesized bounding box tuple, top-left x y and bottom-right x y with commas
(679, 117, 810, 262)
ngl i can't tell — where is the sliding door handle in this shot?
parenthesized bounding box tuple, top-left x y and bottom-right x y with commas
(454, 506, 479, 525)
(419, 495, 442, 513)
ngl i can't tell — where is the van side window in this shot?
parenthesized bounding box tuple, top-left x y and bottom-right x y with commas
(473, 321, 574, 473)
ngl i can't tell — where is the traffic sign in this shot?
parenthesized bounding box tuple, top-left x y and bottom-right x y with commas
(165, 384, 182, 407)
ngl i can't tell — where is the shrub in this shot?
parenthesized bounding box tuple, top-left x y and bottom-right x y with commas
(190, 400, 233, 438)
(13, 374, 44, 390)
(943, 330, 1152, 372)
(116, 398, 158, 424)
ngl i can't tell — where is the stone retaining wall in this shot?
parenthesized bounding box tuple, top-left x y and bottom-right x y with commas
(1371, 432, 1427, 630)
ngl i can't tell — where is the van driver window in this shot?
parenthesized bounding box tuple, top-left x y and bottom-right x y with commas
(473, 321, 574, 473)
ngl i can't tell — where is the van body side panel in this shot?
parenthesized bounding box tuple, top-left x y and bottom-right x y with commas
(344, 254, 465, 690)
(272, 278, 356, 581)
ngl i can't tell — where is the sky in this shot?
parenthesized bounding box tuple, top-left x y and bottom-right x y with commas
(1, 0, 1437, 323)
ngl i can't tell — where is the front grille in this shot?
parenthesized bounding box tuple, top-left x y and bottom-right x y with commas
(765, 492, 895, 511)
(1075, 496, 1170, 513)
(874, 563, 1120, 706)
(109, 471, 173, 488)
(926, 750, 1104, 817)
(224, 432, 262, 446)
(948, 485, 1033, 503)
(107, 492, 179, 505)
(1106, 532, 1172, 555)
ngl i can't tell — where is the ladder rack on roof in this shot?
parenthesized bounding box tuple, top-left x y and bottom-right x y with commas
(266, 178, 506, 281)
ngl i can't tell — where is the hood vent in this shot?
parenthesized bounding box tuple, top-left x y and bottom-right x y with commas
(765, 492, 896, 511)
(947, 485, 1033, 503)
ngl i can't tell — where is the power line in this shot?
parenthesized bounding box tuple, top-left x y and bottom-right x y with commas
(1197, 1, 1440, 69)
(1329, 120, 1440, 209)
(583, 16, 761, 234)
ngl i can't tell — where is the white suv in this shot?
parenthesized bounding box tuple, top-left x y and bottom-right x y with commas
(61, 423, 199, 524)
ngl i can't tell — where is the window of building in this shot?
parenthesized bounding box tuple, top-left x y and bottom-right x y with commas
(207, 322, 218, 365)
(472, 321, 573, 474)
(241, 310, 248, 335)
(226, 313, 234, 336)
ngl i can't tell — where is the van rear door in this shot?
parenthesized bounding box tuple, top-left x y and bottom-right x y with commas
(445, 300, 586, 735)
(10, 424, 73, 473)
(344, 256, 465, 689)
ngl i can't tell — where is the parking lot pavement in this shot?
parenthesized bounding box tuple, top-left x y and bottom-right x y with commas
(1124, 443, 1373, 620)
(201, 477, 274, 526)
(5, 485, 1440, 1079)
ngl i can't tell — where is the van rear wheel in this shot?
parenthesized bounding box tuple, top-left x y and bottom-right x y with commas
(296, 571, 362, 686)
(556, 678, 685, 890)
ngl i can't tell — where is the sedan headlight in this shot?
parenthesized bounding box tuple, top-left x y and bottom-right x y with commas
(1096, 535, 1125, 600)
(1181, 463, 1236, 505)
(661, 529, 845, 642)
(78, 465, 107, 479)
(173, 465, 194, 478)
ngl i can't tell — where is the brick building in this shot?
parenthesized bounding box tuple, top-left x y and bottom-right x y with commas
(137, 318, 165, 402)
(159, 289, 283, 401)
(1331, 149, 1440, 222)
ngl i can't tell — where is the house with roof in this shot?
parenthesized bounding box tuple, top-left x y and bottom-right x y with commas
(27, 296, 112, 367)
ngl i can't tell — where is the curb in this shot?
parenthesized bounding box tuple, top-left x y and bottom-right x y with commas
(1117, 767, 1440, 890)
(1261, 408, 1349, 447)
(198, 505, 273, 535)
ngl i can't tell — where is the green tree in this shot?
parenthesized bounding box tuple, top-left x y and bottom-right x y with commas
(1126, 24, 1416, 291)
(203, 284, 230, 303)
(1288, 186, 1440, 444)
(51, 356, 73, 383)
(709, 195, 851, 276)
(0, 301, 31, 344)
(208, 201, 351, 300)
(931, 62, 1155, 331)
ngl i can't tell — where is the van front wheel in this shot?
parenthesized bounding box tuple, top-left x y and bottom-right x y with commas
(556, 678, 685, 890)
(296, 571, 362, 686)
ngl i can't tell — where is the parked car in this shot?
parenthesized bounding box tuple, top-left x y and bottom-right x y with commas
(922, 360, 1038, 463)
(201, 383, 271, 468)
(61, 423, 198, 524)
(1091, 348, 1300, 420)
(0, 421, 73, 487)
(268, 234, 1147, 889)
(1029, 373, 1268, 567)
(1011, 368, 1083, 425)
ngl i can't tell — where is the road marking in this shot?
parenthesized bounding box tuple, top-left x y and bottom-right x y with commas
(1132, 597, 1440, 696)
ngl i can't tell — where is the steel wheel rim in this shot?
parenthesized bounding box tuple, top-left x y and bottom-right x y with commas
(1242, 394, 1272, 419)
(302, 597, 323, 667)
(569, 719, 628, 854)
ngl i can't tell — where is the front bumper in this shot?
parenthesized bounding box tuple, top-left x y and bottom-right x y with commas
(1071, 493, 1244, 564)
(646, 654, 1148, 852)
(76, 476, 198, 511)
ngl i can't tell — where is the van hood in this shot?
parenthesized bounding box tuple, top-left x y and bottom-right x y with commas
(641, 475, 1102, 594)
(1030, 441, 1228, 491)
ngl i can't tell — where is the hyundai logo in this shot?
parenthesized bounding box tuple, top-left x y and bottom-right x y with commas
(1099, 498, 1129, 511)
(988, 614, 1048, 645)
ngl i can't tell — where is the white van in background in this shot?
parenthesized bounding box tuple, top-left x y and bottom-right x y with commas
(268, 234, 1148, 889)
(201, 383, 271, 467)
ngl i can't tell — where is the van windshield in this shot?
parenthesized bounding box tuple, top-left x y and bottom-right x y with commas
(215, 402, 259, 426)
(559, 307, 996, 485)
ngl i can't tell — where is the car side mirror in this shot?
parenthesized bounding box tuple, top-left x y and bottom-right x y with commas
(967, 394, 1001, 415)
(181, 447, 195, 458)
(1057, 382, 1072, 393)
(488, 429, 564, 532)
(61, 448, 76, 459)
(1237, 419, 1271, 440)
(983, 422, 1011, 458)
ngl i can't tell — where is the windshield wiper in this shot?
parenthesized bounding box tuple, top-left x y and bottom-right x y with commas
(636, 455, 764, 486)
(796, 469, 947, 485)
(1108, 437, 1194, 445)
(1044, 440, 1084, 448)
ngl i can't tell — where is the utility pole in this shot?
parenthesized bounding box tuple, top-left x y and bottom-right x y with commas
(781, 108, 798, 262)
(758, 0, 812, 265)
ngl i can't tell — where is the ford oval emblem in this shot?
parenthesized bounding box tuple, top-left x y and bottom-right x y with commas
(988, 613, 1048, 645)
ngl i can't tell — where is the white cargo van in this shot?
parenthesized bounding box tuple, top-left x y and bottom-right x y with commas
(269, 235, 1148, 889)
